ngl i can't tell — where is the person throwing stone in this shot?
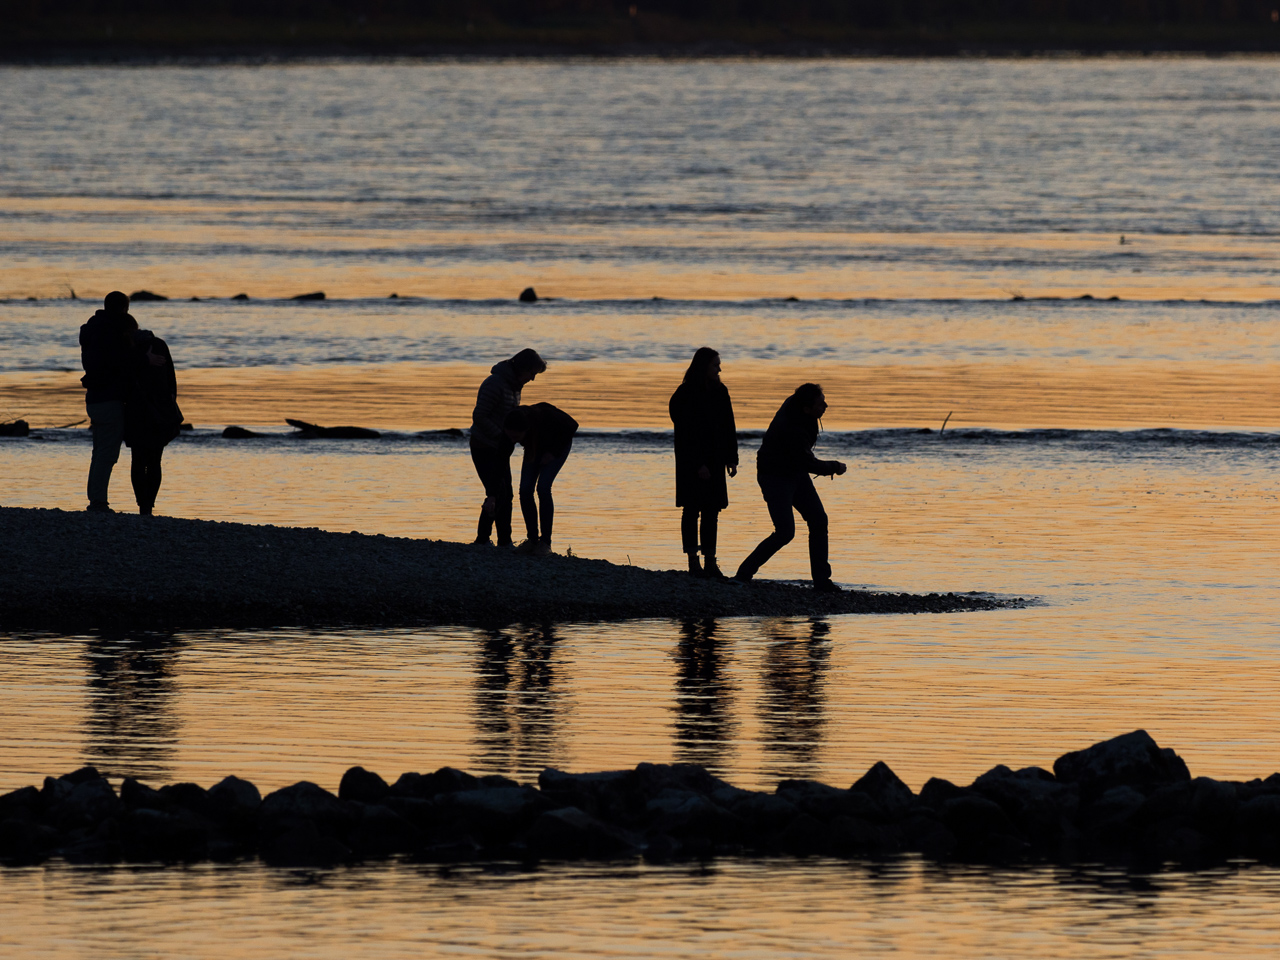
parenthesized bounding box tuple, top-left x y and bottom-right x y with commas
(734, 382, 847, 593)
(78, 291, 136, 512)
(470, 348, 546, 547)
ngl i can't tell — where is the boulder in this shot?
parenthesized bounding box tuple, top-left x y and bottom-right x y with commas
(50, 777, 120, 830)
(941, 795, 1022, 856)
(918, 777, 969, 809)
(850, 761, 916, 817)
(159, 782, 212, 817)
(120, 807, 213, 862)
(129, 290, 168, 301)
(120, 777, 166, 810)
(518, 287, 538, 303)
(525, 807, 642, 859)
(644, 789, 743, 842)
(825, 815, 892, 856)
(0, 786, 40, 821)
(348, 804, 421, 857)
(727, 792, 800, 832)
(776, 779, 883, 822)
(391, 767, 480, 800)
(777, 813, 828, 855)
(1053, 730, 1190, 800)
(434, 786, 553, 844)
(208, 775, 262, 815)
(0, 818, 52, 863)
(261, 819, 351, 867)
(260, 782, 356, 838)
(1235, 794, 1280, 860)
(339, 766, 389, 804)
(290, 291, 325, 301)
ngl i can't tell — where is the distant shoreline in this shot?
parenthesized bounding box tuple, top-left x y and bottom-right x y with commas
(0, 506, 1015, 632)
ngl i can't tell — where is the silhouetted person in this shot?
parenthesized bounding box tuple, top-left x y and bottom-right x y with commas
(124, 323, 183, 516)
(470, 349, 546, 547)
(669, 347, 739, 578)
(504, 402, 578, 556)
(79, 291, 135, 512)
(734, 383, 847, 592)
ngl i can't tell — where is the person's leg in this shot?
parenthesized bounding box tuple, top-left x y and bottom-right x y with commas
(471, 445, 515, 545)
(131, 445, 163, 514)
(792, 474, 832, 583)
(734, 475, 798, 581)
(701, 509, 723, 577)
(86, 400, 124, 509)
(470, 445, 496, 541)
(519, 453, 540, 543)
(534, 447, 569, 545)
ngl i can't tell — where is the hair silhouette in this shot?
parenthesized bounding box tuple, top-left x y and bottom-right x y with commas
(104, 291, 129, 312)
(511, 348, 547, 375)
(683, 346, 720, 384)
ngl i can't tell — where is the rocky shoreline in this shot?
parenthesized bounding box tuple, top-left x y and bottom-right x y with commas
(0, 507, 1016, 631)
(3, 731, 1278, 870)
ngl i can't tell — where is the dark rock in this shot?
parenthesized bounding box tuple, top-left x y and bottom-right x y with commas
(478, 774, 521, 789)
(285, 418, 380, 439)
(222, 426, 265, 439)
(413, 838, 482, 862)
(390, 767, 480, 800)
(339, 766, 389, 804)
(1079, 785, 1147, 853)
(60, 766, 103, 786)
(851, 761, 916, 817)
(1236, 794, 1280, 860)
(825, 815, 892, 856)
(642, 833, 678, 863)
(728, 792, 800, 832)
(435, 786, 553, 844)
(120, 807, 213, 861)
(348, 803, 421, 857)
(0, 817, 53, 863)
(969, 768, 1079, 853)
(260, 781, 357, 838)
(941, 795, 1021, 853)
(525, 807, 642, 859)
(777, 813, 828, 855)
(776, 779, 883, 822)
(0, 786, 40, 821)
(290, 291, 325, 301)
(159, 782, 211, 816)
(919, 777, 969, 809)
(120, 777, 166, 809)
(1053, 730, 1190, 801)
(40, 775, 74, 811)
(50, 777, 120, 830)
(537, 768, 632, 819)
(208, 775, 262, 816)
(518, 287, 538, 302)
(644, 789, 743, 843)
(1191, 778, 1238, 835)
(231, 293, 250, 300)
(382, 796, 438, 829)
(0, 420, 30, 437)
(261, 819, 351, 867)
(896, 814, 957, 859)
(129, 290, 168, 301)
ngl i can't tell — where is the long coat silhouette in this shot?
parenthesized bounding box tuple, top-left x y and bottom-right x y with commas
(669, 380, 738, 510)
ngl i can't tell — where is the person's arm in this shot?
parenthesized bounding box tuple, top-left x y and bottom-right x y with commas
(723, 389, 739, 476)
(471, 376, 508, 447)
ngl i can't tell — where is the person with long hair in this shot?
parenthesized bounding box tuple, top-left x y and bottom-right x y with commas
(470, 348, 547, 547)
(734, 382, 847, 592)
(669, 347, 738, 577)
(123, 319, 183, 516)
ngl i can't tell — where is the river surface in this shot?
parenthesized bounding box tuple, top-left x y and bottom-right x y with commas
(2, 57, 1280, 958)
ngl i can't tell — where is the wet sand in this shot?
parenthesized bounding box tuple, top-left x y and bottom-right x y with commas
(0, 507, 1013, 631)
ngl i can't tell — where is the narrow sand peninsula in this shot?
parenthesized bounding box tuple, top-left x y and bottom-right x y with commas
(0, 507, 1016, 631)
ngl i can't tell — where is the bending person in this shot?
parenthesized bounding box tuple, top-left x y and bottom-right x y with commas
(669, 347, 738, 578)
(504, 402, 578, 556)
(469, 349, 546, 547)
(734, 383, 847, 593)
(124, 321, 183, 516)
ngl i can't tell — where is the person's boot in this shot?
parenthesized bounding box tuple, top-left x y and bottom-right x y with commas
(86, 501, 113, 513)
(139, 504, 153, 516)
(702, 557, 725, 579)
(687, 552, 702, 576)
(813, 579, 843, 594)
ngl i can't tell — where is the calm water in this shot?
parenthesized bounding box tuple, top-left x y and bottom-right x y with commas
(3, 58, 1280, 957)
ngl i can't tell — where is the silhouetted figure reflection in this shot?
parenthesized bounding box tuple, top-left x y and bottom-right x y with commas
(671, 618, 737, 775)
(472, 623, 567, 777)
(758, 618, 831, 782)
(82, 633, 183, 783)
(669, 347, 739, 579)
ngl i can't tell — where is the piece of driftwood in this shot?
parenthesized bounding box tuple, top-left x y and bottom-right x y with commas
(285, 418, 381, 439)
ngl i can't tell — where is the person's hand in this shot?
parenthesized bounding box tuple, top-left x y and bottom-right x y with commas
(727, 464, 738, 478)
(146, 346, 167, 367)
(482, 496, 495, 515)
(697, 465, 711, 481)
(833, 461, 847, 476)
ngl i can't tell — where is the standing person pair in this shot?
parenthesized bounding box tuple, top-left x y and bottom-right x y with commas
(469, 348, 578, 555)
(671, 349, 846, 591)
(79, 291, 183, 515)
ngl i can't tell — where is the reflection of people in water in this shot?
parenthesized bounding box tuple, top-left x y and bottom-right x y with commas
(758, 618, 831, 781)
(471, 623, 567, 775)
(671, 618, 737, 773)
(669, 348, 739, 579)
(82, 633, 183, 783)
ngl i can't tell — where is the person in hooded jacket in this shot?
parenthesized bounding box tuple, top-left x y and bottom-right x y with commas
(504, 402, 579, 556)
(124, 324, 183, 516)
(470, 348, 547, 546)
(669, 347, 738, 578)
(79, 291, 136, 512)
(734, 382, 847, 592)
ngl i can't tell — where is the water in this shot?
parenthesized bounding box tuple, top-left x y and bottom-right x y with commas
(3, 57, 1280, 958)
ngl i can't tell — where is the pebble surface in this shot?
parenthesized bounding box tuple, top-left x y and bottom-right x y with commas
(0, 506, 1017, 631)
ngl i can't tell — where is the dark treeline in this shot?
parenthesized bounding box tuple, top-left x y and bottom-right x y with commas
(6, 0, 1280, 52)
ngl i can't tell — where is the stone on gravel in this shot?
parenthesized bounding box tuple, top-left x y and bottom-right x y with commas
(1054, 729, 1190, 800)
(339, 766, 390, 804)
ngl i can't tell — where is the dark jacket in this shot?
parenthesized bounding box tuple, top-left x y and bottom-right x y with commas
(470, 360, 523, 453)
(79, 309, 135, 404)
(124, 330, 183, 449)
(520, 403, 578, 462)
(669, 379, 738, 510)
(756, 394, 841, 478)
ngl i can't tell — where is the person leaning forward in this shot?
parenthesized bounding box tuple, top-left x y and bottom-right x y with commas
(469, 348, 547, 547)
(734, 382, 847, 593)
(505, 401, 579, 556)
(79, 291, 136, 512)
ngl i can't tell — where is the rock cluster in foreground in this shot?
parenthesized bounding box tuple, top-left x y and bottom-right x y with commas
(4, 731, 1280, 870)
(0, 507, 1015, 630)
